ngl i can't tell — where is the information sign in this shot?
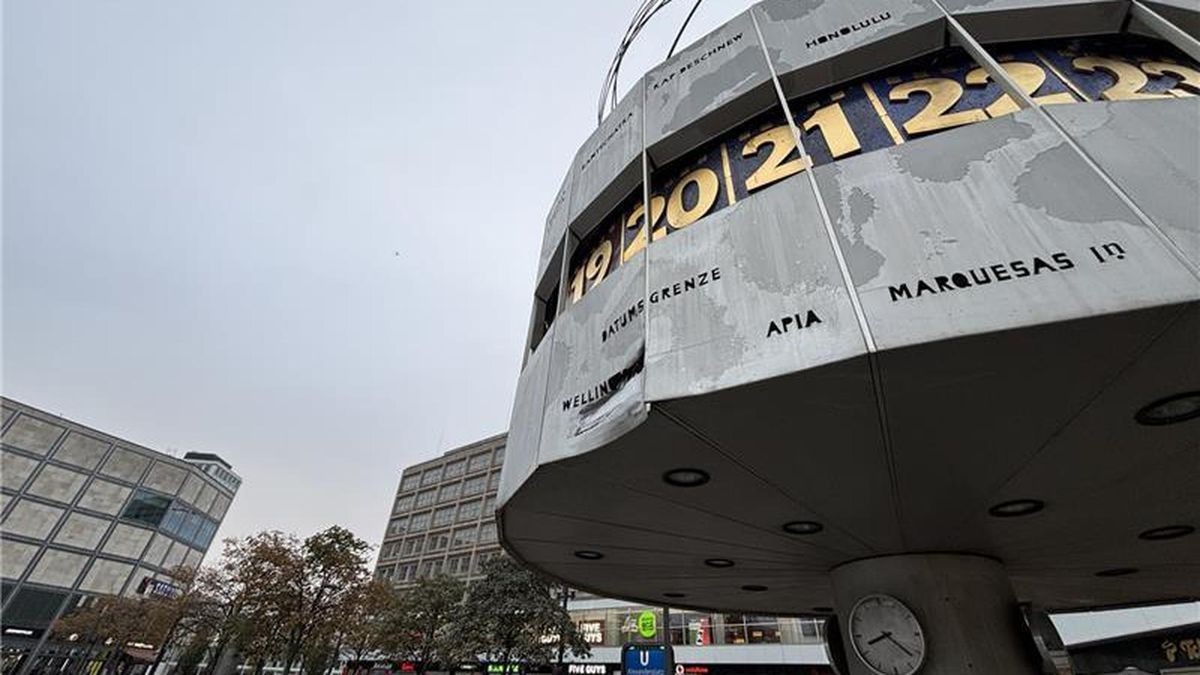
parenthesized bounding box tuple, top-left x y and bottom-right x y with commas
(621, 644, 673, 675)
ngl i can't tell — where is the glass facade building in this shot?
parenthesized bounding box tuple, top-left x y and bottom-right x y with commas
(0, 397, 240, 674)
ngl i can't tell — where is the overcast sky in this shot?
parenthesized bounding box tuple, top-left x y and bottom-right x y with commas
(3, 0, 751, 548)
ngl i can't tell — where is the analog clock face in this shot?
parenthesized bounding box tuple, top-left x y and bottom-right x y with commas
(848, 594, 926, 675)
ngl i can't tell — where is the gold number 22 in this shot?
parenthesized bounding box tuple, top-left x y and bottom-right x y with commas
(888, 77, 988, 136)
(965, 62, 1075, 117)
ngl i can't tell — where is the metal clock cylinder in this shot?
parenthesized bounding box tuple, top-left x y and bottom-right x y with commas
(831, 554, 1041, 675)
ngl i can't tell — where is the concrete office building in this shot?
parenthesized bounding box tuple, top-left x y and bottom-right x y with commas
(500, 1, 1200, 673)
(372, 435, 832, 672)
(373, 434, 508, 587)
(0, 397, 240, 674)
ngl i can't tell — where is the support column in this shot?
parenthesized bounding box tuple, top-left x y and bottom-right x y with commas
(830, 554, 1042, 675)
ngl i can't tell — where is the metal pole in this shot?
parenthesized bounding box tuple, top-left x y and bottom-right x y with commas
(661, 607, 670, 648)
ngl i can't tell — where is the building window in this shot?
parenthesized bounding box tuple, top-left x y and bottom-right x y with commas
(418, 559, 442, 578)
(468, 453, 490, 474)
(388, 517, 409, 538)
(410, 512, 430, 532)
(447, 554, 471, 577)
(492, 446, 505, 465)
(487, 471, 502, 491)
(457, 499, 481, 522)
(462, 475, 484, 496)
(452, 525, 477, 549)
(400, 473, 420, 491)
(427, 532, 450, 553)
(420, 466, 443, 486)
(744, 616, 782, 644)
(162, 503, 198, 540)
(472, 550, 498, 575)
(4, 587, 68, 626)
(193, 518, 219, 549)
(122, 489, 172, 528)
(479, 521, 498, 545)
(444, 460, 465, 478)
(401, 536, 424, 557)
(437, 482, 461, 503)
(393, 495, 413, 513)
(397, 562, 417, 582)
(433, 506, 455, 528)
(415, 489, 436, 508)
(483, 496, 498, 517)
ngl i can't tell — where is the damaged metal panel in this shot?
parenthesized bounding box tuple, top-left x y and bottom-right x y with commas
(538, 260, 648, 466)
(644, 175, 867, 401)
(937, 0, 1128, 42)
(498, 322, 556, 509)
(1048, 98, 1200, 267)
(753, 0, 945, 102)
(643, 10, 777, 166)
(568, 79, 646, 238)
(814, 106, 1200, 351)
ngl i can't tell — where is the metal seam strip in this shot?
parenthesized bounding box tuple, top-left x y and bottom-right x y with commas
(937, 303, 1192, 545)
(641, 78, 654, 415)
(938, 0, 1200, 279)
(931, 0, 1036, 109)
(750, 7, 909, 547)
(1034, 50, 1091, 102)
(654, 403, 879, 553)
(748, 8, 878, 354)
(1132, 0, 1200, 62)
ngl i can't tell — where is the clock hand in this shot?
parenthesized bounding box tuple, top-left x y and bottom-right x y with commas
(884, 633, 914, 657)
(867, 631, 891, 646)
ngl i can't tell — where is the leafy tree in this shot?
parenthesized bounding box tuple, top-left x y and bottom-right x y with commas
(278, 526, 373, 675)
(460, 557, 590, 671)
(56, 526, 378, 675)
(54, 594, 174, 675)
(174, 632, 213, 675)
(383, 574, 468, 675)
(223, 531, 305, 674)
(339, 579, 399, 665)
(185, 560, 253, 675)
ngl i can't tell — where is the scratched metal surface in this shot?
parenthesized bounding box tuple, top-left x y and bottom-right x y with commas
(497, 322, 555, 510)
(644, 173, 866, 401)
(537, 166, 573, 285)
(643, 10, 777, 165)
(754, 0, 946, 101)
(568, 78, 646, 238)
(1049, 98, 1200, 266)
(815, 106, 1200, 350)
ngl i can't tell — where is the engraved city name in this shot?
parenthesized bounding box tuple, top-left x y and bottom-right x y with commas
(599, 267, 723, 343)
(805, 13, 892, 49)
(885, 243, 1130, 303)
